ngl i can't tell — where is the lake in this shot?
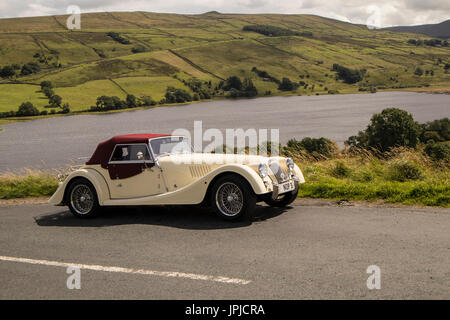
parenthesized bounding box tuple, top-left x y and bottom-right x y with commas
(0, 91, 448, 171)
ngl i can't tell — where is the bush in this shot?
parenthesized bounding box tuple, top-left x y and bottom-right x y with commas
(16, 102, 39, 116)
(131, 46, 148, 53)
(332, 64, 363, 84)
(139, 95, 156, 106)
(388, 160, 423, 182)
(414, 67, 423, 76)
(20, 62, 40, 76)
(286, 137, 338, 158)
(243, 25, 303, 37)
(107, 32, 131, 44)
(329, 161, 351, 178)
(420, 118, 449, 142)
(424, 142, 450, 162)
(165, 87, 192, 103)
(346, 108, 422, 151)
(40, 81, 53, 90)
(0, 65, 15, 78)
(278, 77, 298, 91)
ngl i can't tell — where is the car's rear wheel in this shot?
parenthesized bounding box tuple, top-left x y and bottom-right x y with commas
(211, 174, 256, 221)
(67, 179, 100, 218)
(264, 185, 298, 207)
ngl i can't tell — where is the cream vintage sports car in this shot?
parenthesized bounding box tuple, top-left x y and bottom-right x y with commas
(49, 134, 305, 221)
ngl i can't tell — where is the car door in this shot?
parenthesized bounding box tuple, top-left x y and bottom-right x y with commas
(107, 144, 163, 199)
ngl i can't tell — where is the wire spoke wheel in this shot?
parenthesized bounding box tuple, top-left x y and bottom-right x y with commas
(216, 182, 244, 217)
(70, 184, 94, 215)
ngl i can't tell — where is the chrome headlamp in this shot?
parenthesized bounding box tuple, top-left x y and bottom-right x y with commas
(286, 158, 295, 171)
(258, 163, 268, 178)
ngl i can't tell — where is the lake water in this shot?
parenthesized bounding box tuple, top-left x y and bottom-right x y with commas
(0, 91, 448, 171)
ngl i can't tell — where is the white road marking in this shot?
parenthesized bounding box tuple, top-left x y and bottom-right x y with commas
(0, 255, 251, 285)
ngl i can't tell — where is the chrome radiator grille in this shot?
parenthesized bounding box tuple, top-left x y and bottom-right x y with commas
(269, 161, 288, 183)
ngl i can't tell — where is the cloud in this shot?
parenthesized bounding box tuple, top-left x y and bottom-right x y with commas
(0, 0, 448, 27)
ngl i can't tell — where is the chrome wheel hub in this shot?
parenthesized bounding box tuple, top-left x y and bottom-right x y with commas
(70, 184, 94, 215)
(216, 182, 244, 217)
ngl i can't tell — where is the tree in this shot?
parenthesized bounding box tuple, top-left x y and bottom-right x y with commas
(223, 76, 242, 91)
(0, 66, 15, 78)
(49, 95, 62, 108)
(42, 87, 55, 99)
(345, 108, 422, 151)
(278, 77, 296, 91)
(20, 62, 40, 76)
(242, 78, 258, 97)
(126, 94, 137, 107)
(40, 81, 53, 90)
(414, 67, 423, 76)
(332, 64, 363, 84)
(16, 102, 39, 116)
(61, 103, 70, 114)
(165, 87, 192, 103)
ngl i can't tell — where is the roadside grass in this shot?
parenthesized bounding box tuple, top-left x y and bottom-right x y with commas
(0, 170, 58, 199)
(291, 147, 450, 207)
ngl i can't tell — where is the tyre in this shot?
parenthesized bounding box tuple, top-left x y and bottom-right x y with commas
(66, 178, 100, 218)
(264, 185, 298, 208)
(211, 174, 257, 221)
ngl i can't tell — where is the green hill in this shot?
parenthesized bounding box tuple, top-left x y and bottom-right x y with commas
(0, 12, 449, 118)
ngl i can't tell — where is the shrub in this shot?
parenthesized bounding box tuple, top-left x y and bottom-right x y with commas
(20, 62, 40, 75)
(131, 46, 148, 53)
(278, 77, 298, 91)
(420, 118, 449, 142)
(329, 161, 351, 178)
(414, 67, 423, 76)
(61, 103, 70, 114)
(107, 32, 131, 44)
(139, 95, 156, 106)
(424, 142, 450, 162)
(40, 81, 53, 90)
(286, 137, 338, 158)
(242, 25, 301, 37)
(388, 160, 423, 182)
(0, 65, 15, 78)
(165, 87, 192, 103)
(16, 102, 39, 116)
(332, 64, 363, 84)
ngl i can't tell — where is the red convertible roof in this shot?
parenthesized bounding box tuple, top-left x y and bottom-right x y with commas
(86, 134, 170, 168)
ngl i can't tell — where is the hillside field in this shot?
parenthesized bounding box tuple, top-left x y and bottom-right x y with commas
(0, 12, 449, 119)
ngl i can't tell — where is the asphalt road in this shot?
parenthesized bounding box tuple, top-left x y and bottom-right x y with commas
(0, 201, 449, 299)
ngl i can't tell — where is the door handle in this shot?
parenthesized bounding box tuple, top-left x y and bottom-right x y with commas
(117, 183, 122, 187)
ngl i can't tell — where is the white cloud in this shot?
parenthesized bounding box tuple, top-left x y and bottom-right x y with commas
(0, 0, 448, 27)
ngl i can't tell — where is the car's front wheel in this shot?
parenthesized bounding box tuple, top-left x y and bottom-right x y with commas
(211, 174, 256, 221)
(264, 185, 298, 207)
(67, 178, 100, 218)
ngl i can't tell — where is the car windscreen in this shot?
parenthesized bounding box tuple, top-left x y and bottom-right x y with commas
(150, 137, 192, 157)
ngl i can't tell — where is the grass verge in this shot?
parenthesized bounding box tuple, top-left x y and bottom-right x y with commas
(294, 147, 449, 207)
(0, 170, 58, 199)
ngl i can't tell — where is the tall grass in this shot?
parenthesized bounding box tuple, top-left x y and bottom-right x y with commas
(0, 169, 58, 199)
(293, 147, 449, 207)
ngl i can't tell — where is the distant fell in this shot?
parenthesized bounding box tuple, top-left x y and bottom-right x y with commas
(384, 20, 450, 39)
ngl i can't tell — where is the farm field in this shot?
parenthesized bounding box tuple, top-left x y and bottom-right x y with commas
(0, 11, 449, 117)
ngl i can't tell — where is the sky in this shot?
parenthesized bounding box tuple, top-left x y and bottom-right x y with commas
(0, 0, 449, 27)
